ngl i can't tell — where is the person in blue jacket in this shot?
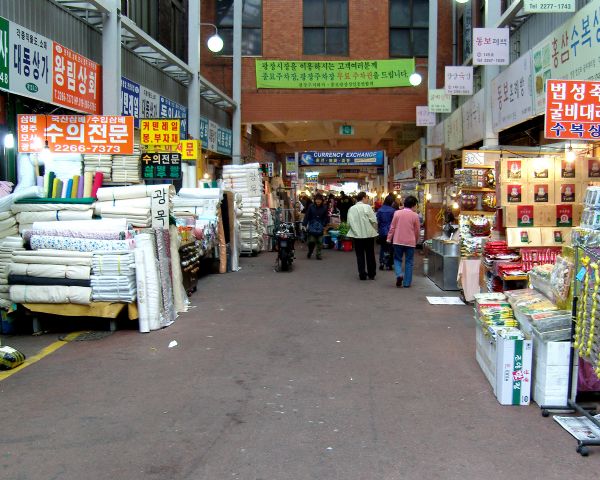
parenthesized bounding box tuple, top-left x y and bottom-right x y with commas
(376, 194, 397, 270)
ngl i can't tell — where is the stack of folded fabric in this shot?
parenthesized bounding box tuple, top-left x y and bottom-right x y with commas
(0, 211, 18, 239)
(111, 154, 141, 183)
(24, 218, 128, 242)
(9, 250, 93, 305)
(91, 251, 136, 302)
(222, 163, 264, 254)
(172, 187, 221, 217)
(95, 185, 174, 227)
(83, 154, 112, 182)
(0, 236, 24, 308)
(11, 200, 94, 233)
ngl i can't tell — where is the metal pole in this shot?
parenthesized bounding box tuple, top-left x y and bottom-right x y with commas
(426, 0, 437, 179)
(383, 151, 388, 193)
(188, 0, 201, 183)
(232, 0, 243, 164)
(102, 0, 121, 115)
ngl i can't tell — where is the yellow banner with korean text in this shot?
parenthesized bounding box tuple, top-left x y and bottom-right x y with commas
(141, 119, 181, 146)
(256, 59, 415, 89)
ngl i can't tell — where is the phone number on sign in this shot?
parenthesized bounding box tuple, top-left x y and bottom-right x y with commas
(53, 144, 122, 153)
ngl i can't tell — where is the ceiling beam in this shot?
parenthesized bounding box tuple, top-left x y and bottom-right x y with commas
(371, 124, 392, 147)
(263, 122, 289, 140)
(328, 138, 338, 147)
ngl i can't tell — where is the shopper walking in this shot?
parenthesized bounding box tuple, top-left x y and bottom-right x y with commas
(376, 194, 396, 270)
(387, 195, 420, 288)
(337, 191, 354, 222)
(347, 191, 378, 280)
(302, 193, 329, 260)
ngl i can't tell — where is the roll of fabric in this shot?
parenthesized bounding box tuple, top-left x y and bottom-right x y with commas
(93, 197, 151, 213)
(65, 179, 73, 198)
(169, 224, 189, 314)
(96, 184, 175, 202)
(155, 228, 175, 326)
(8, 274, 91, 287)
(72, 176, 80, 198)
(30, 235, 134, 252)
(83, 172, 94, 197)
(11, 203, 92, 213)
(10, 263, 90, 280)
(177, 188, 221, 199)
(32, 218, 127, 233)
(16, 210, 93, 224)
(135, 233, 161, 332)
(91, 171, 103, 198)
(10, 285, 92, 304)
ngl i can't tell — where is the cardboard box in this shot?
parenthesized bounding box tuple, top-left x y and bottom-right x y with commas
(555, 157, 581, 180)
(532, 338, 571, 366)
(540, 227, 572, 247)
(503, 183, 528, 205)
(501, 158, 525, 182)
(507, 227, 542, 248)
(554, 181, 580, 204)
(584, 158, 600, 180)
(555, 204, 583, 227)
(528, 157, 555, 182)
(495, 336, 533, 405)
(476, 326, 497, 392)
(528, 182, 554, 204)
(503, 205, 556, 227)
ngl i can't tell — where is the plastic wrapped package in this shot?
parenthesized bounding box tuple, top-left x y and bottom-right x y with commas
(583, 186, 600, 208)
(550, 256, 574, 303)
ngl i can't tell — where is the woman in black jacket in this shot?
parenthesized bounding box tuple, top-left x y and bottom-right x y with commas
(302, 193, 330, 259)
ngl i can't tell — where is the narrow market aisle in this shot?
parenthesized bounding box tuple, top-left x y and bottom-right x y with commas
(1, 246, 598, 480)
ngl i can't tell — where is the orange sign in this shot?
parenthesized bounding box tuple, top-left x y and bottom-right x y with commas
(140, 119, 181, 146)
(52, 42, 101, 114)
(17, 114, 135, 154)
(545, 79, 600, 140)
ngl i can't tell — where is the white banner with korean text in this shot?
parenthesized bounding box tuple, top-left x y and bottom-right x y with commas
(462, 88, 485, 146)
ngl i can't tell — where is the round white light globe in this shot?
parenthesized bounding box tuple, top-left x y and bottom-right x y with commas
(409, 72, 422, 86)
(207, 34, 224, 53)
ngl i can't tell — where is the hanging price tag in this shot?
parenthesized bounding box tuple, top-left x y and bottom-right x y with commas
(576, 267, 587, 282)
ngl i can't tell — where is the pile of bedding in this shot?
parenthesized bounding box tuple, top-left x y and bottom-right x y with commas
(9, 250, 93, 305)
(84, 154, 112, 182)
(11, 201, 94, 233)
(222, 163, 264, 254)
(0, 237, 24, 308)
(111, 154, 141, 183)
(91, 251, 136, 302)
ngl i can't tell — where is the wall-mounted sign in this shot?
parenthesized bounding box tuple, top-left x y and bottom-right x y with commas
(444, 66, 473, 95)
(256, 59, 415, 89)
(444, 107, 464, 151)
(545, 79, 600, 140)
(52, 42, 100, 114)
(151, 186, 170, 229)
(339, 125, 354, 135)
(532, 0, 600, 115)
(428, 89, 452, 113)
(416, 106, 436, 126)
(17, 114, 134, 154)
(141, 152, 182, 180)
(0, 16, 101, 114)
(491, 51, 534, 133)
(461, 89, 485, 146)
(285, 155, 296, 176)
(140, 119, 181, 146)
(523, 0, 575, 13)
(260, 162, 274, 177)
(473, 28, 510, 65)
(462, 150, 498, 168)
(299, 151, 384, 166)
(178, 139, 201, 160)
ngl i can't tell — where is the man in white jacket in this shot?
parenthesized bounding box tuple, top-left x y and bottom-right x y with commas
(347, 192, 379, 280)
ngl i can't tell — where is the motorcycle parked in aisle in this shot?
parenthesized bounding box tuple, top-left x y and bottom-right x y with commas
(274, 222, 296, 271)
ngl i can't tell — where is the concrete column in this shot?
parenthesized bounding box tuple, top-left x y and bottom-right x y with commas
(232, 0, 243, 164)
(383, 151, 388, 193)
(426, 0, 438, 179)
(482, 0, 502, 147)
(102, 0, 122, 115)
(188, 0, 201, 182)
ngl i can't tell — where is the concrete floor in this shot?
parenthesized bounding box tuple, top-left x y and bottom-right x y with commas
(1, 244, 599, 479)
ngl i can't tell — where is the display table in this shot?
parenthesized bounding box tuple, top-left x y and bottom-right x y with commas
(23, 302, 138, 332)
(457, 258, 481, 301)
(426, 249, 460, 291)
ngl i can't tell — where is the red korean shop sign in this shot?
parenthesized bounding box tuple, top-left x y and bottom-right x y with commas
(17, 115, 135, 154)
(545, 79, 600, 140)
(52, 42, 102, 114)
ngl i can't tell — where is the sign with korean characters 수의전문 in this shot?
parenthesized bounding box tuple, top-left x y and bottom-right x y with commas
(17, 114, 134, 154)
(255, 59, 415, 89)
(473, 28, 510, 65)
(445, 66, 473, 95)
(545, 79, 600, 140)
(141, 152, 182, 180)
(140, 119, 181, 146)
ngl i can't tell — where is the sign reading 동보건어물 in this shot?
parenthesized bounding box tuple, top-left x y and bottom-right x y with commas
(299, 151, 384, 166)
(255, 59, 415, 89)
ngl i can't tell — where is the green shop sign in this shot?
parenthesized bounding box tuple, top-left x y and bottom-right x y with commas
(256, 59, 415, 89)
(0, 16, 8, 90)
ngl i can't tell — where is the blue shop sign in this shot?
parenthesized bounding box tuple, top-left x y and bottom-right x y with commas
(199, 116, 232, 155)
(120, 77, 140, 127)
(300, 151, 384, 166)
(159, 96, 188, 139)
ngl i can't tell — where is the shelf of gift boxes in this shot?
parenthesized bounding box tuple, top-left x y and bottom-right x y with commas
(459, 210, 497, 215)
(457, 187, 496, 192)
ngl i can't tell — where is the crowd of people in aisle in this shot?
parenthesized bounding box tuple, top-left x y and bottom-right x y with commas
(297, 190, 422, 288)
